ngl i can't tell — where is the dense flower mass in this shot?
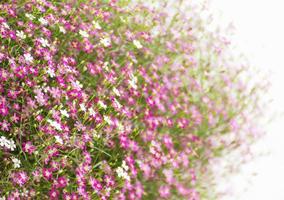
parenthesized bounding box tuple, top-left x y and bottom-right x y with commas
(0, 0, 265, 199)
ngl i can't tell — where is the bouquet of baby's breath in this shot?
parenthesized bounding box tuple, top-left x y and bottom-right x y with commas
(0, 0, 266, 199)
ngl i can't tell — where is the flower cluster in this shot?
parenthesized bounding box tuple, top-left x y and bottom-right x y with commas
(0, 0, 265, 199)
(0, 136, 16, 151)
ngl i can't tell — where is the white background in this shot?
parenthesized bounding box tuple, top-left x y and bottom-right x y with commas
(209, 0, 284, 199)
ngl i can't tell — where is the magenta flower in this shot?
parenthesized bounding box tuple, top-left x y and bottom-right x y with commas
(22, 141, 36, 154)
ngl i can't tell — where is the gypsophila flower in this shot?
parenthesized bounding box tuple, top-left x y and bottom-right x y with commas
(103, 115, 112, 125)
(113, 98, 122, 109)
(59, 26, 66, 34)
(112, 87, 120, 96)
(38, 17, 48, 26)
(23, 53, 33, 63)
(47, 119, 62, 131)
(88, 107, 96, 117)
(25, 13, 35, 20)
(79, 30, 89, 38)
(2, 22, 10, 29)
(55, 135, 63, 145)
(60, 109, 69, 118)
(11, 157, 21, 168)
(39, 38, 50, 47)
(46, 67, 55, 77)
(16, 30, 26, 40)
(128, 73, 138, 89)
(98, 100, 107, 109)
(0, 1, 264, 199)
(100, 37, 111, 47)
(92, 21, 102, 30)
(79, 103, 86, 112)
(116, 162, 130, 181)
(133, 40, 143, 49)
(0, 136, 16, 151)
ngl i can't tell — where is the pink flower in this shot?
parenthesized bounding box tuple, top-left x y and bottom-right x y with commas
(42, 168, 53, 180)
(0, 103, 9, 116)
(0, 120, 10, 131)
(11, 171, 29, 186)
(89, 177, 103, 191)
(22, 141, 36, 154)
(56, 176, 68, 188)
(159, 185, 171, 198)
(49, 188, 59, 200)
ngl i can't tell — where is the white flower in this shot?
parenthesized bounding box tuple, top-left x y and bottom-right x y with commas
(60, 109, 69, 118)
(102, 62, 109, 71)
(25, 13, 35, 20)
(122, 161, 129, 171)
(92, 21, 101, 30)
(46, 67, 55, 77)
(113, 98, 122, 109)
(79, 103, 86, 112)
(112, 87, 120, 96)
(59, 26, 66, 34)
(98, 100, 107, 109)
(0, 136, 16, 151)
(55, 135, 63, 145)
(0, 136, 6, 146)
(100, 37, 111, 47)
(128, 73, 138, 89)
(47, 119, 62, 131)
(116, 162, 130, 181)
(119, 16, 127, 23)
(103, 115, 112, 125)
(38, 17, 48, 26)
(117, 122, 124, 131)
(11, 157, 21, 168)
(79, 30, 89, 38)
(93, 131, 101, 139)
(133, 40, 143, 49)
(72, 80, 83, 89)
(39, 37, 50, 47)
(88, 107, 96, 117)
(8, 140, 16, 151)
(16, 30, 26, 40)
(2, 22, 10, 29)
(24, 53, 33, 63)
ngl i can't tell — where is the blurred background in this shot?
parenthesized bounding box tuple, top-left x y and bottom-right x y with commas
(208, 0, 284, 199)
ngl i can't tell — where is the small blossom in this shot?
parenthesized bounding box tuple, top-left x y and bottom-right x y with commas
(38, 17, 48, 26)
(39, 37, 50, 47)
(79, 103, 86, 112)
(98, 100, 107, 109)
(25, 13, 35, 20)
(0, 136, 16, 151)
(24, 53, 33, 63)
(46, 67, 55, 77)
(59, 26, 66, 33)
(92, 21, 102, 30)
(11, 171, 28, 186)
(55, 135, 63, 145)
(16, 30, 26, 39)
(79, 30, 89, 38)
(60, 109, 69, 118)
(100, 37, 111, 47)
(47, 119, 62, 131)
(128, 73, 138, 89)
(11, 157, 21, 168)
(133, 40, 143, 49)
(112, 87, 121, 96)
